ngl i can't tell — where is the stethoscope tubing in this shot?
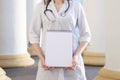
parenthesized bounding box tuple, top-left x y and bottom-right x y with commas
(44, 0, 70, 21)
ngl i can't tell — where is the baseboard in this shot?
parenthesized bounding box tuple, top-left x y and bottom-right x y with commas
(83, 51, 105, 66)
(94, 68, 120, 80)
(0, 54, 35, 68)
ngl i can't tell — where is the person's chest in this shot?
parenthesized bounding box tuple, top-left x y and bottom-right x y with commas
(40, 1, 78, 30)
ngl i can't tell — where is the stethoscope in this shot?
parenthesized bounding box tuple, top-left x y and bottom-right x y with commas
(44, 0, 70, 22)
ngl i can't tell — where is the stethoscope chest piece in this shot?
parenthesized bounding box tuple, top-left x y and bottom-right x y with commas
(60, 12, 66, 17)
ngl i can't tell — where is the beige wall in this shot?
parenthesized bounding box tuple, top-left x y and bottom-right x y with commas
(83, 0, 105, 53)
(105, 0, 120, 71)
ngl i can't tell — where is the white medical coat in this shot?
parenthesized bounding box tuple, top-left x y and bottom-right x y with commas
(29, 0, 91, 80)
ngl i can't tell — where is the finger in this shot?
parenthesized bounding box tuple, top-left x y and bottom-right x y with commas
(65, 61, 77, 70)
(42, 65, 49, 70)
(72, 61, 76, 66)
(70, 63, 77, 70)
(44, 66, 54, 70)
(65, 63, 76, 70)
(72, 64, 77, 70)
(65, 67, 71, 70)
(48, 67, 54, 70)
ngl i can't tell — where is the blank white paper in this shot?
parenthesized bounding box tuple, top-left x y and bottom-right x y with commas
(45, 30, 73, 67)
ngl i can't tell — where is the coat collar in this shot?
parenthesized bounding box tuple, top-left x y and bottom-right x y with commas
(47, 0, 72, 16)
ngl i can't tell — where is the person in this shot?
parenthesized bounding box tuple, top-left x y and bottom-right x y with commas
(28, 0, 91, 80)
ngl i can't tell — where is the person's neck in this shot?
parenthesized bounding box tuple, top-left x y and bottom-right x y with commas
(54, 0, 65, 4)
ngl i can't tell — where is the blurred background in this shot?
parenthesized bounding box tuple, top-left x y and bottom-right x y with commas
(0, 0, 120, 80)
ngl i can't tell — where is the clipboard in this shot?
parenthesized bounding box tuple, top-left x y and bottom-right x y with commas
(45, 30, 73, 67)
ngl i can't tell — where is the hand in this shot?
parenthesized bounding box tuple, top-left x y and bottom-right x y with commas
(40, 56, 54, 70)
(65, 56, 78, 70)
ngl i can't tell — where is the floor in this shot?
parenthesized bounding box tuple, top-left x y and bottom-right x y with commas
(4, 57, 102, 80)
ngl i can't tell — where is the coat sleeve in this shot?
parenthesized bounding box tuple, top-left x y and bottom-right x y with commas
(28, 3, 42, 45)
(77, 3, 91, 43)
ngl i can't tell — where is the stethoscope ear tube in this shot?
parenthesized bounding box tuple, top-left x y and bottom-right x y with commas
(44, 0, 70, 21)
(65, 0, 70, 13)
